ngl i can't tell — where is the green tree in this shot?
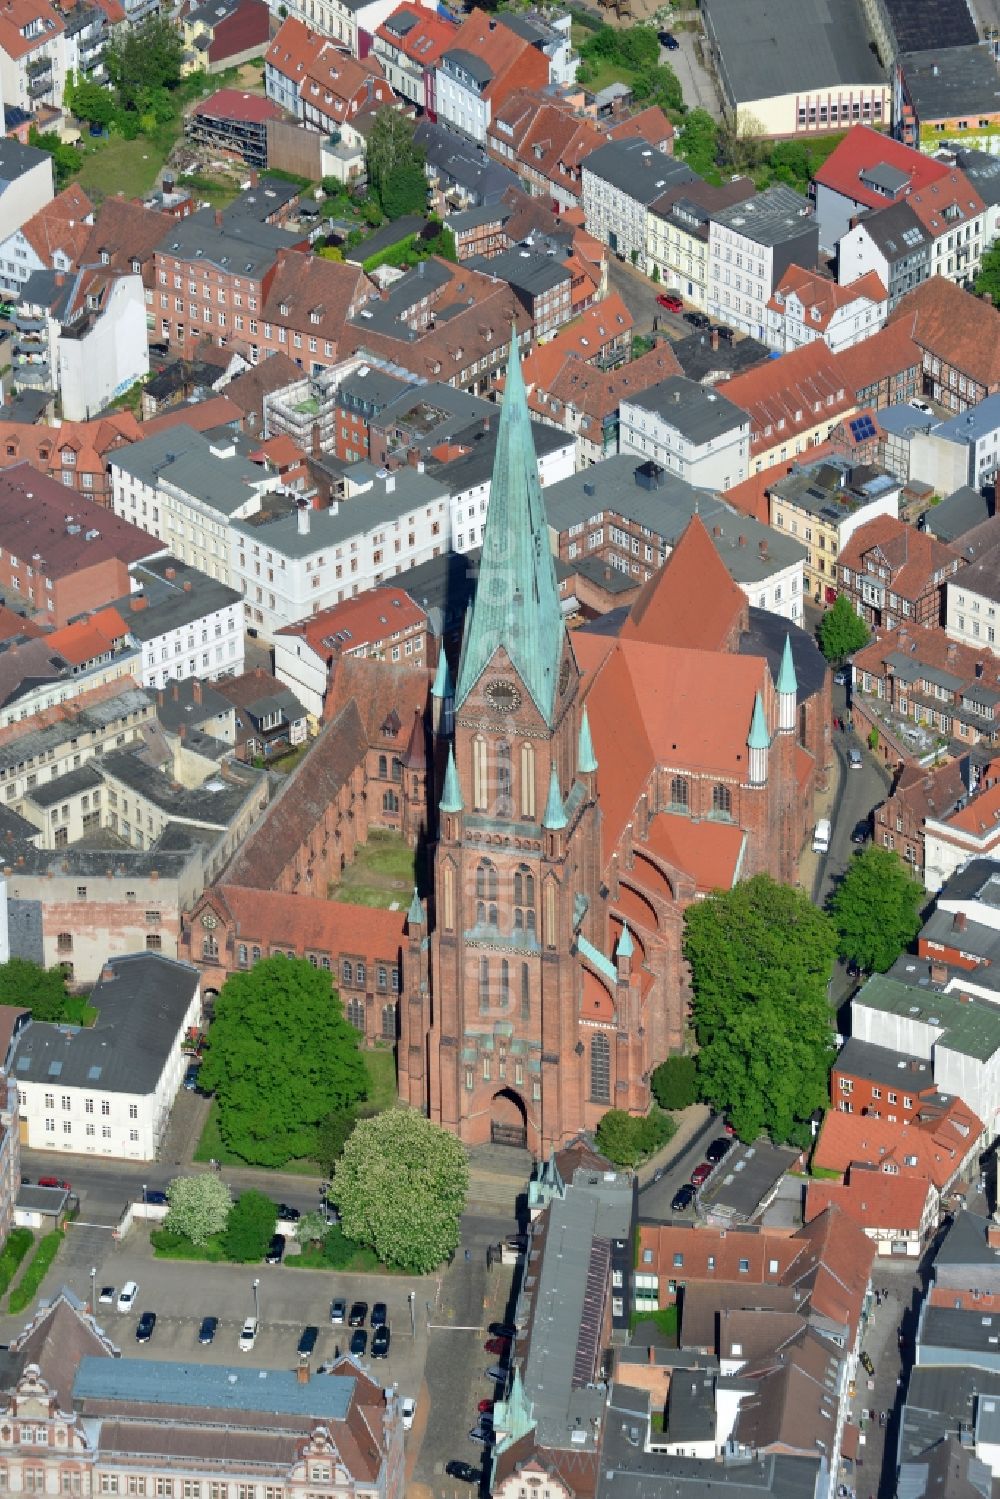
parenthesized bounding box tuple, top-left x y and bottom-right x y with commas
(333, 1109, 469, 1273)
(828, 845, 923, 974)
(315, 1109, 357, 1173)
(818, 594, 870, 664)
(296, 1209, 329, 1247)
(197, 957, 368, 1167)
(163, 1174, 232, 1246)
(685, 875, 838, 1145)
(975, 241, 1000, 303)
(676, 108, 720, 180)
(365, 107, 426, 219)
(223, 1189, 277, 1262)
(64, 73, 117, 129)
(651, 1055, 698, 1111)
(27, 128, 82, 190)
(594, 1108, 674, 1167)
(0, 958, 70, 1022)
(105, 15, 183, 112)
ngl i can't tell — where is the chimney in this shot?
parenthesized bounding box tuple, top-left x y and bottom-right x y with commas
(673, 389, 680, 403)
(250, 169, 259, 188)
(954, 911, 968, 932)
(99, 964, 115, 982)
(130, 596, 147, 612)
(989, 1224, 1000, 1249)
(255, 665, 266, 678)
(984, 292, 994, 307)
(930, 961, 948, 984)
(55, 272, 64, 287)
(183, 581, 192, 592)
(758, 539, 768, 559)
(713, 525, 721, 537)
(214, 208, 223, 228)
(157, 689, 165, 706)
(297, 1360, 310, 1384)
(193, 681, 202, 705)
(165, 566, 176, 580)
(647, 1344, 655, 1365)
(711, 327, 719, 351)
(738, 534, 747, 547)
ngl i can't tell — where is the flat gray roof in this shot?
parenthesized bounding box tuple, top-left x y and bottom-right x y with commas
(703, 0, 885, 105)
(622, 376, 748, 443)
(696, 1138, 800, 1224)
(124, 558, 241, 639)
(110, 427, 264, 517)
(469, 246, 570, 297)
(10, 952, 198, 1095)
(582, 139, 697, 205)
(925, 485, 992, 543)
(234, 468, 449, 559)
(901, 46, 1000, 122)
(711, 184, 817, 247)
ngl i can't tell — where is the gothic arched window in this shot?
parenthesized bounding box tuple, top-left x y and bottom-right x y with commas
(520, 742, 535, 820)
(712, 783, 732, 819)
(590, 1033, 610, 1103)
(670, 775, 689, 810)
(473, 736, 488, 811)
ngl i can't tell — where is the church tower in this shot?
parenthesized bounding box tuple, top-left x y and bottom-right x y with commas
(419, 330, 603, 1154)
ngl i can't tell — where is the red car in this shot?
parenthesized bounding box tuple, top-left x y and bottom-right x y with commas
(38, 1176, 71, 1190)
(478, 1399, 495, 1414)
(690, 1163, 712, 1187)
(484, 1337, 510, 1355)
(656, 293, 683, 312)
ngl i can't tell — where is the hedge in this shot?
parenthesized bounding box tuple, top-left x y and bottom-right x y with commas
(8, 1230, 64, 1313)
(0, 1228, 33, 1299)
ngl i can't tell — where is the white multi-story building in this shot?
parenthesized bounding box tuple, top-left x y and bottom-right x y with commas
(445, 424, 575, 553)
(0, 0, 70, 116)
(109, 425, 281, 588)
(911, 392, 1000, 499)
(582, 139, 695, 269)
(231, 465, 452, 640)
(763, 265, 888, 355)
(619, 376, 750, 492)
(0, 138, 52, 254)
(125, 556, 245, 689)
(43, 272, 148, 420)
(435, 49, 491, 142)
(11, 952, 201, 1162)
(706, 185, 819, 341)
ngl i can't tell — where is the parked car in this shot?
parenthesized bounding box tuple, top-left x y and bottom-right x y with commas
(98, 1286, 115, 1306)
(690, 1162, 713, 1186)
(277, 1203, 301, 1221)
(445, 1462, 479, 1483)
(350, 1328, 368, 1356)
(671, 1185, 695, 1212)
(656, 292, 683, 312)
(706, 1138, 731, 1164)
(371, 1302, 388, 1328)
(298, 1325, 319, 1356)
(135, 1311, 156, 1343)
(38, 1176, 71, 1191)
(658, 28, 680, 47)
(183, 1064, 201, 1092)
(117, 1281, 139, 1313)
(909, 398, 933, 415)
(489, 1322, 517, 1339)
(265, 1234, 285, 1265)
(469, 1426, 493, 1446)
(145, 1189, 168, 1206)
(846, 957, 862, 979)
(402, 1396, 416, 1431)
(860, 1351, 875, 1376)
(715, 325, 735, 342)
(198, 1316, 218, 1345)
(485, 1365, 508, 1382)
(349, 1301, 368, 1327)
(239, 1317, 258, 1352)
(484, 1336, 510, 1355)
(833, 671, 846, 686)
(372, 1326, 391, 1359)
(330, 1298, 347, 1325)
(848, 747, 863, 770)
(851, 820, 869, 845)
(684, 311, 710, 329)
(478, 1398, 495, 1415)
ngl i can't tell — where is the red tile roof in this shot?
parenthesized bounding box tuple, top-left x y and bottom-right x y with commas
(767, 265, 887, 327)
(20, 184, 93, 268)
(833, 317, 921, 400)
(211, 885, 407, 963)
(520, 343, 682, 426)
(839, 513, 962, 602)
(805, 1162, 932, 1231)
(905, 170, 985, 240)
(0, 0, 64, 60)
(45, 608, 128, 667)
(538, 292, 632, 363)
(644, 812, 745, 892)
(277, 587, 428, 659)
(723, 341, 855, 458)
(0, 413, 140, 475)
(607, 105, 674, 150)
(622, 514, 746, 652)
(812, 1096, 984, 1189)
(194, 89, 284, 125)
(375, 3, 456, 63)
(142, 396, 246, 435)
(889, 277, 1000, 392)
(812, 124, 952, 210)
(0, 463, 161, 580)
(445, 7, 547, 105)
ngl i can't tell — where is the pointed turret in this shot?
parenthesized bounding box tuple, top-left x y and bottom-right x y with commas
(402, 707, 424, 770)
(455, 327, 566, 725)
(747, 691, 769, 786)
(407, 887, 424, 928)
(776, 633, 797, 734)
(617, 922, 634, 960)
(432, 652, 452, 700)
(542, 762, 567, 830)
(431, 652, 454, 735)
(577, 705, 598, 775)
(439, 745, 463, 813)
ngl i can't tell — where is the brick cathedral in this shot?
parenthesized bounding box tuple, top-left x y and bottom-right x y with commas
(399, 339, 833, 1156)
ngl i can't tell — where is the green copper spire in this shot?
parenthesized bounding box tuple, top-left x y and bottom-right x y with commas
(747, 691, 769, 750)
(439, 745, 463, 813)
(776, 633, 797, 695)
(617, 922, 634, 960)
(455, 327, 566, 725)
(542, 762, 567, 830)
(431, 652, 452, 700)
(577, 705, 598, 774)
(407, 887, 423, 926)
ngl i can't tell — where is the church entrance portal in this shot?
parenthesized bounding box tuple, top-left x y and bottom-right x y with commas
(490, 1088, 528, 1149)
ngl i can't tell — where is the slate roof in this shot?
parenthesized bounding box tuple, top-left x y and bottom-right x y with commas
(900, 46, 1000, 123)
(9, 952, 199, 1095)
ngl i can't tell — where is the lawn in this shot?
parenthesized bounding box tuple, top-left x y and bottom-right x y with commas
(75, 129, 178, 202)
(193, 1048, 397, 1169)
(630, 1305, 679, 1343)
(330, 830, 425, 908)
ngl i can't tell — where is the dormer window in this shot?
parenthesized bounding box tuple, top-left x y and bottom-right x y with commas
(279, 302, 289, 315)
(310, 311, 320, 324)
(131, 259, 140, 274)
(100, 251, 110, 265)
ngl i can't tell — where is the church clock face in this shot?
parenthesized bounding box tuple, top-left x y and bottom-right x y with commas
(485, 679, 521, 714)
(201, 912, 218, 930)
(559, 658, 571, 695)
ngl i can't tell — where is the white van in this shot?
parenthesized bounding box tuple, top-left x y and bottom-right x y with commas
(812, 819, 831, 854)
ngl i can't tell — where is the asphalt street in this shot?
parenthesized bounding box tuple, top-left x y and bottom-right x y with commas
(636, 1111, 725, 1220)
(814, 680, 892, 910)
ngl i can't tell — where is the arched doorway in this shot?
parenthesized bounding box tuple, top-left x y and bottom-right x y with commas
(491, 1088, 528, 1149)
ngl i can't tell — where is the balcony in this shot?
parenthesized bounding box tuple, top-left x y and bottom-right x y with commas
(26, 55, 52, 77)
(28, 75, 53, 98)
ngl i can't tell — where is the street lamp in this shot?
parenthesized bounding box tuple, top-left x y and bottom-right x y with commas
(252, 1277, 260, 1323)
(90, 1266, 96, 1317)
(408, 1291, 415, 1338)
(142, 1183, 147, 1209)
